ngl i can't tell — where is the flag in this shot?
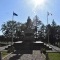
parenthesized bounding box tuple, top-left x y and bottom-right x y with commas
(51, 13, 52, 15)
(47, 12, 52, 16)
(13, 12, 18, 16)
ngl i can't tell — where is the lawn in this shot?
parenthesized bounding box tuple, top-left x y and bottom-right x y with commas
(48, 52, 60, 60)
(2, 50, 9, 57)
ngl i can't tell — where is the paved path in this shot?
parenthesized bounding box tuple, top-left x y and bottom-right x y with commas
(0, 45, 11, 51)
(0, 45, 8, 51)
(44, 43, 60, 52)
(3, 50, 46, 60)
(50, 45, 60, 52)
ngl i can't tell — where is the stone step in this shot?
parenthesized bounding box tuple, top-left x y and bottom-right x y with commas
(13, 41, 52, 51)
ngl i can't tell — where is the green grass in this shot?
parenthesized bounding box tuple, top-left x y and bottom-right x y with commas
(48, 53, 60, 60)
(2, 51, 9, 57)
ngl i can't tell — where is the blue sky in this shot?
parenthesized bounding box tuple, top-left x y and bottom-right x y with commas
(0, 0, 60, 35)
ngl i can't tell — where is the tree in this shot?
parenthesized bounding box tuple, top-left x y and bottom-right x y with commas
(50, 20, 57, 44)
(39, 24, 46, 40)
(33, 15, 42, 32)
(33, 15, 41, 26)
(1, 20, 21, 38)
(45, 20, 57, 44)
(15, 22, 21, 38)
(55, 25, 60, 47)
(45, 24, 51, 43)
(51, 19, 56, 27)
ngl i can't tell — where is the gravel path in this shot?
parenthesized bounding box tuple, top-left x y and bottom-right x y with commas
(3, 50, 46, 60)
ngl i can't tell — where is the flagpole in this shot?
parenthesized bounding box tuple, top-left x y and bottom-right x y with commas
(12, 12, 14, 21)
(11, 12, 18, 45)
(47, 12, 52, 44)
(47, 12, 49, 44)
(11, 12, 14, 45)
(47, 12, 48, 25)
